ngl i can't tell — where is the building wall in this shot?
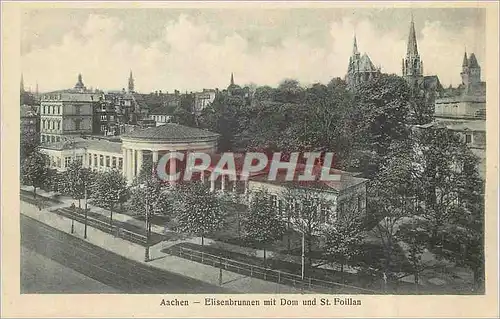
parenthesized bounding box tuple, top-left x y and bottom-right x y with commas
(434, 97, 486, 119)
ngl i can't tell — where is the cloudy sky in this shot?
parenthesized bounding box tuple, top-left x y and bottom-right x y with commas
(21, 7, 486, 93)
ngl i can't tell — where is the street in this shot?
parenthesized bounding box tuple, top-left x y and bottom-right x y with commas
(21, 214, 229, 294)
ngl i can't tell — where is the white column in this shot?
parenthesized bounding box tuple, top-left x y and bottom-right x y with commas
(127, 148, 133, 182)
(152, 150, 159, 164)
(169, 152, 176, 183)
(221, 175, 226, 193)
(201, 171, 205, 184)
(137, 150, 143, 177)
(232, 177, 237, 193)
(244, 180, 249, 195)
(122, 148, 127, 177)
(210, 178, 215, 192)
(131, 149, 136, 179)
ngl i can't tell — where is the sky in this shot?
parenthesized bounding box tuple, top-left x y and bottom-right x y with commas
(20, 7, 486, 93)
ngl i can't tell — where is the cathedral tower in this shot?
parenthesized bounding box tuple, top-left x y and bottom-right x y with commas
(402, 15, 423, 82)
(460, 50, 481, 93)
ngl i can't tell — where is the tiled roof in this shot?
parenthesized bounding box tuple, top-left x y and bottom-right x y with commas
(150, 105, 176, 115)
(121, 123, 219, 141)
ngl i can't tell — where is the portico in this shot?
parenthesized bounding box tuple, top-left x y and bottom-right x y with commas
(120, 123, 220, 183)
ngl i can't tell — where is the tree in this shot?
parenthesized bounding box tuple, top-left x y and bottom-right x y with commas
(369, 137, 421, 279)
(90, 170, 128, 224)
(396, 219, 430, 290)
(21, 150, 49, 198)
(243, 189, 286, 266)
(172, 182, 225, 247)
(281, 187, 333, 271)
(20, 130, 39, 164)
(129, 173, 173, 219)
(321, 208, 364, 282)
(60, 160, 93, 208)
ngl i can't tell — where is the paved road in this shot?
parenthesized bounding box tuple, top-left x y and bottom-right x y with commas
(21, 214, 229, 294)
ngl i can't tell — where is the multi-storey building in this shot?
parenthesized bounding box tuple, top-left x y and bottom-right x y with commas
(194, 89, 217, 115)
(39, 74, 99, 144)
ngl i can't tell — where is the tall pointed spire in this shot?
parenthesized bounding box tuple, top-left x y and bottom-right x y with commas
(407, 14, 419, 56)
(462, 50, 469, 67)
(230, 72, 234, 86)
(128, 70, 135, 92)
(353, 35, 359, 55)
(20, 73, 25, 93)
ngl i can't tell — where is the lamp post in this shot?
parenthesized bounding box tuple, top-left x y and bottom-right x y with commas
(84, 185, 88, 239)
(301, 230, 305, 281)
(70, 203, 75, 234)
(141, 183, 150, 262)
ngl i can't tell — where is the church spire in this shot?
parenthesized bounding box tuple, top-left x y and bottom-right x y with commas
(353, 35, 359, 55)
(406, 14, 419, 56)
(128, 70, 135, 92)
(230, 72, 234, 86)
(462, 50, 469, 67)
(20, 73, 24, 93)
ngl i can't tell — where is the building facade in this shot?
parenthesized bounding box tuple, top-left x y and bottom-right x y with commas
(40, 75, 99, 144)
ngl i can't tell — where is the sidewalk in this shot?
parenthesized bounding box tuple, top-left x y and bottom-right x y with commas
(20, 196, 309, 294)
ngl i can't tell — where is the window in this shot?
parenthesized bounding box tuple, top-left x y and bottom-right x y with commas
(100, 125, 106, 132)
(118, 158, 123, 169)
(41, 135, 45, 143)
(43, 106, 46, 114)
(109, 115, 114, 121)
(57, 106, 61, 114)
(57, 157, 61, 168)
(57, 121, 60, 130)
(50, 121, 54, 129)
(52, 106, 55, 114)
(88, 154, 92, 167)
(112, 157, 117, 168)
(51, 136, 55, 143)
(94, 154, 98, 167)
(76, 156, 83, 164)
(74, 119, 81, 131)
(465, 134, 472, 144)
(65, 156, 71, 167)
(56, 136, 61, 142)
(106, 156, 110, 167)
(75, 105, 80, 115)
(357, 195, 364, 211)
(99, 155, 104, 166)
(101, 114, 107, 121)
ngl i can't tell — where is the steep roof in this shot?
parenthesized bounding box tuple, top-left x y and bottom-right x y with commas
(359, 53, 378, 72)
(121, 123, 219, 141)
(462, 51, 469, 67)
(406, 17, 419, 56)
(468, 53, 480, 68)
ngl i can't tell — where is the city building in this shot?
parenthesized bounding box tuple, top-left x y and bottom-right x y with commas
(345, 35, 381, 90)
(149, 105, 174, 126)
(429, 51, 487, 178)
(194, 89, 217, 115)
(39, 74, 99, 144)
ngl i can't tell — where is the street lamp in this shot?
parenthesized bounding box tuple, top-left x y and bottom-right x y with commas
(84, 185, 88, 239)
(140, 182, 151, 262)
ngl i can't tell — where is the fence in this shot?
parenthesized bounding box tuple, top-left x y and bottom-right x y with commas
(171, 246, 380, 294)
(55, 207, 148, 246)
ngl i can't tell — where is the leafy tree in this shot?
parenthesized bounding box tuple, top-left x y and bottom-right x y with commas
(129, 173, 173, 219)
(281, 187, 333, 271)
(243, 189, 286, 266)
(60, 160, 93, 208)
(21, 150, 49, 198)
(321, 208, 364, 282)
(415, 127, 482, 247)
(348, 74, 412, 177)
(172, 93, 196, 126)
(90, 169, 128, 224)
(172, 182, 225, 247)
(20, 130, 39, 164)
(253, 85, 275, 102)
(369, 137, 420, 279)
